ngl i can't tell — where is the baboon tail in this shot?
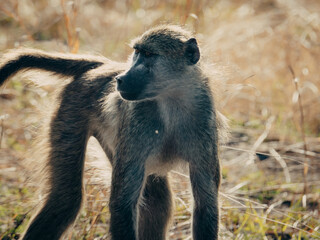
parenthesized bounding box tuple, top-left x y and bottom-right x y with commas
(0, 49, 104, 87)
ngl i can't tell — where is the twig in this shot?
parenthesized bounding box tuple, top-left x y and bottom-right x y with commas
(233, 181, 320, 195)
(0, 114, 9, 149)
(269, 148, 291, 183)
(246, 212, 317, 237)
(226, 181, 250, 194)
(247, 116, 275, 165)
(0, 119, 3, 149)
(288, 65, 309, 196)
(60, 0, 80, 53)
(287, 148, 317, 157)
(222, 145, 314, 167)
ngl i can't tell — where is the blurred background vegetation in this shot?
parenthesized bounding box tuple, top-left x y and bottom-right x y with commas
(0, 0, 319, 239)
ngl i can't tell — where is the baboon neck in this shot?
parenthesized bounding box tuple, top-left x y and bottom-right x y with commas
(156, 83, 203, 130)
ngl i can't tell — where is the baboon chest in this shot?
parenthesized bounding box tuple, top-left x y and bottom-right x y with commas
(99, 96, 207, 166)
(157, 107, 199, 161)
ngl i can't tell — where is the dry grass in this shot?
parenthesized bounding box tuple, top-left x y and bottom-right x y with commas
(0, 0, 319, 239)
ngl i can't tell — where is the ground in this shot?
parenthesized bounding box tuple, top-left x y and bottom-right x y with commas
(0, 0, 320, 239)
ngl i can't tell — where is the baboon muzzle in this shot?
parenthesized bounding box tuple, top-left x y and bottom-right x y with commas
(115, 75, 141, 101)
(115, 68, 148, 101)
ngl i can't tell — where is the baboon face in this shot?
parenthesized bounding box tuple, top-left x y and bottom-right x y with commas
(116, 26, 200, 101)
(116, 47, 158, 101)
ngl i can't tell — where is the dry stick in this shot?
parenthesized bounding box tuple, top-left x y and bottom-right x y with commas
(222, 145, 313, 167)
(247, 115, 275, 165)
(61, 0, 73, 49)
(269, 148, 291, 183)
(0, 114, 8, 149)
(0, 119, 3, 149)
(288, 65, 309, 197)
(69, 1, 80, 54)
(245, 212, 316, 237)
(60, 0, 79, 53)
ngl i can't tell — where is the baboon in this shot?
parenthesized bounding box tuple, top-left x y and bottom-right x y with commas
(0, 25, 222, 240)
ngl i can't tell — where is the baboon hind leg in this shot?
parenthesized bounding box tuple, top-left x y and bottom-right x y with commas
(138, 175, 173, 240)
(21, 96, 89, 240)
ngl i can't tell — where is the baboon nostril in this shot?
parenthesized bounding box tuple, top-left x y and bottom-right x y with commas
(116, 77, 123, 85)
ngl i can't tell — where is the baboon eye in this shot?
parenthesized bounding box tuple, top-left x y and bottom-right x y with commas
(144, 51, 156, 58)
(134, 49, 155, 57)
(145, 51, 152, 57)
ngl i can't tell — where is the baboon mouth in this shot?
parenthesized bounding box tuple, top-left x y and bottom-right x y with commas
(119, 91, 140, 101)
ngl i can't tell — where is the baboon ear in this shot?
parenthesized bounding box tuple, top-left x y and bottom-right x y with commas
(185, 38, 200, 65)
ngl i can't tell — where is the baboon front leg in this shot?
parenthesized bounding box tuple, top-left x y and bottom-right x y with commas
(109, 155, 146, 240)
(21, 99, 89, 240)
(189, 152, 220, 240)
(138, 175, 173, 240)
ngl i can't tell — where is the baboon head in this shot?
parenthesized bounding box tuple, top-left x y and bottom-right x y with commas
(116, 25, 200, 101)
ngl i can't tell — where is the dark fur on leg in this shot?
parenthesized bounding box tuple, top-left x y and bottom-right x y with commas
(138, 175, 173, 240)
(189, 150, 220, 240)
(21, 80, 93, 240)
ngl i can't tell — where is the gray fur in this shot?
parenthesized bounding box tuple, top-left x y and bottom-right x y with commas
(0, 25, 222, 240)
